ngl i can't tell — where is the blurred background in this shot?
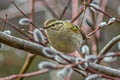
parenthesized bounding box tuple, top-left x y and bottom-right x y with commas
(0, 0, 120, 80)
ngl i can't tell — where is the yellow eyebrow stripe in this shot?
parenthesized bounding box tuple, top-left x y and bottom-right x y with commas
(44, 21, 63, 29)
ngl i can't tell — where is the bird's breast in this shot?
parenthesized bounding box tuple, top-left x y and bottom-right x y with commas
(46, 29, 83, 53)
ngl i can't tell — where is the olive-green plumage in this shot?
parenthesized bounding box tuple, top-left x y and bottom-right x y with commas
(43, 19, 85, 53)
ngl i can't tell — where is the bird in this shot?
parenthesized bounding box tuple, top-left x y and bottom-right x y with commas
(43, 19, 86, 54)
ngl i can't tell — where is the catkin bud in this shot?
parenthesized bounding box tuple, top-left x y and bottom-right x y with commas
(3, 30, 11, 35)
(108, 17, 116, 24)
(85, 74, 100, 80)
(57, 67, 73, 79)
(118, 41, 120, 50)
(38, 61, 56, 69)
(103, 52, 117, 62)
(90, 3, 100, 10)
(81, 45, 90, 55)
(19, 18, 30, 25)
(85, 55, 97, 63)
(98, 22, 107, 28)
(42, 47, 58, 58)
(75, 57, 88, 70)
(58, 53, 75, 62)
(33, 28, 46, 43)
(54, 55, 68, 64)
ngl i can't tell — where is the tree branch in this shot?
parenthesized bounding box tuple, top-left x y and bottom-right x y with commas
(0, 69, 49, 80)
(0, 31, 120, 78)
(89, 63, 120, 77)
(95, 35, 120, 63)
(0, 31, 44, 56)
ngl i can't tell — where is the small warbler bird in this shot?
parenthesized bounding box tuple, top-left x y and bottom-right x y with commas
(43, 19, 86, 53)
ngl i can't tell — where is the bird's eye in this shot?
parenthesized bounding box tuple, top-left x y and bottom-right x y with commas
(52, 24, 55, 26)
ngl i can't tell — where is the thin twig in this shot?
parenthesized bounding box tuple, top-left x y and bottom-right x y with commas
(17, 54, 36, 80)
(86, 19, 115, 38)
(65, 71, 72, 80)
(0, 17, 30, 39)
(97, 52, 120, 60)
(59, 0, 72, 20)
(71, 6, 84, 23)
(10, 0, 43, 30)
(0, 17, 46, 46)
(41, 0, 58, 18)
(1, 14, 7, 32)
(95, 35, 120, 63)
(79, 5, 86, 27)
(0, 69, 49, 80)
(0, 62, 83, 80)
(71, 0, 79, 24)
(86, 25, 100, 38)
(87, 68, 119, 80)
(17, 0, 36, 80)
(10, 0, 47, 41)
(10, 0, 27, 17)
(95, 0, 108, 54)
(29, 0, 35, 37)
(89, 4, 120, 23)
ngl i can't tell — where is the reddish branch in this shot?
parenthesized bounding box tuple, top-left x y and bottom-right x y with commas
(0, 62, 83, 80)
(89, 4, 120, 23)
(41, 0, 58, 18)
(1, 14, 7, 31)
(59, 0, 72, 20)
(71, 6, 84, 23)
(10, 0, 43, 31)
(0, 69, 49, 80)
(95, 35, 120, 63)
(17, 0, 36, 80)
(0, 17, 46, 46)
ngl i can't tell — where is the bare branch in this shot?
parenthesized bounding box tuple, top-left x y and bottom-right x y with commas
(89, 62, 120, 77)
(0, 31, 44, 56)
(0, 31, 120, 78)
(59, 0, 72, 20)
(95, 35, 120, 63)
(41, 0, 58, 18)
(0, 69, 49, 80)
(89, 4, 120, 23)
(71, 6, 84, 23)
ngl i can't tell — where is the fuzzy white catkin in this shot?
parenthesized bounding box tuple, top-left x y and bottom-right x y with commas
(0, 44, 4, 51)
(85, 74, 100, 80)
(90, 3, 100, 9)
(103, 52, 117, 62)
(3, 30, 11, 35)
(85, 55, 97, 63)
(99, 22, 107, 28)
(42, 47, 58, 58)
(19, 18, 30, 25)
(1, 30, 11, 51)
(117, 41, 120, 50)
(57, 67, 73, 79)
(54, 55, 68, 64)
(33, 28, 46, 43)
(38, 61, 56, 69)
(75, 57, 88, 70)
(108, 17, 116, 24)
(81, 45, 90, 55)
(58, 53, 75, 62)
